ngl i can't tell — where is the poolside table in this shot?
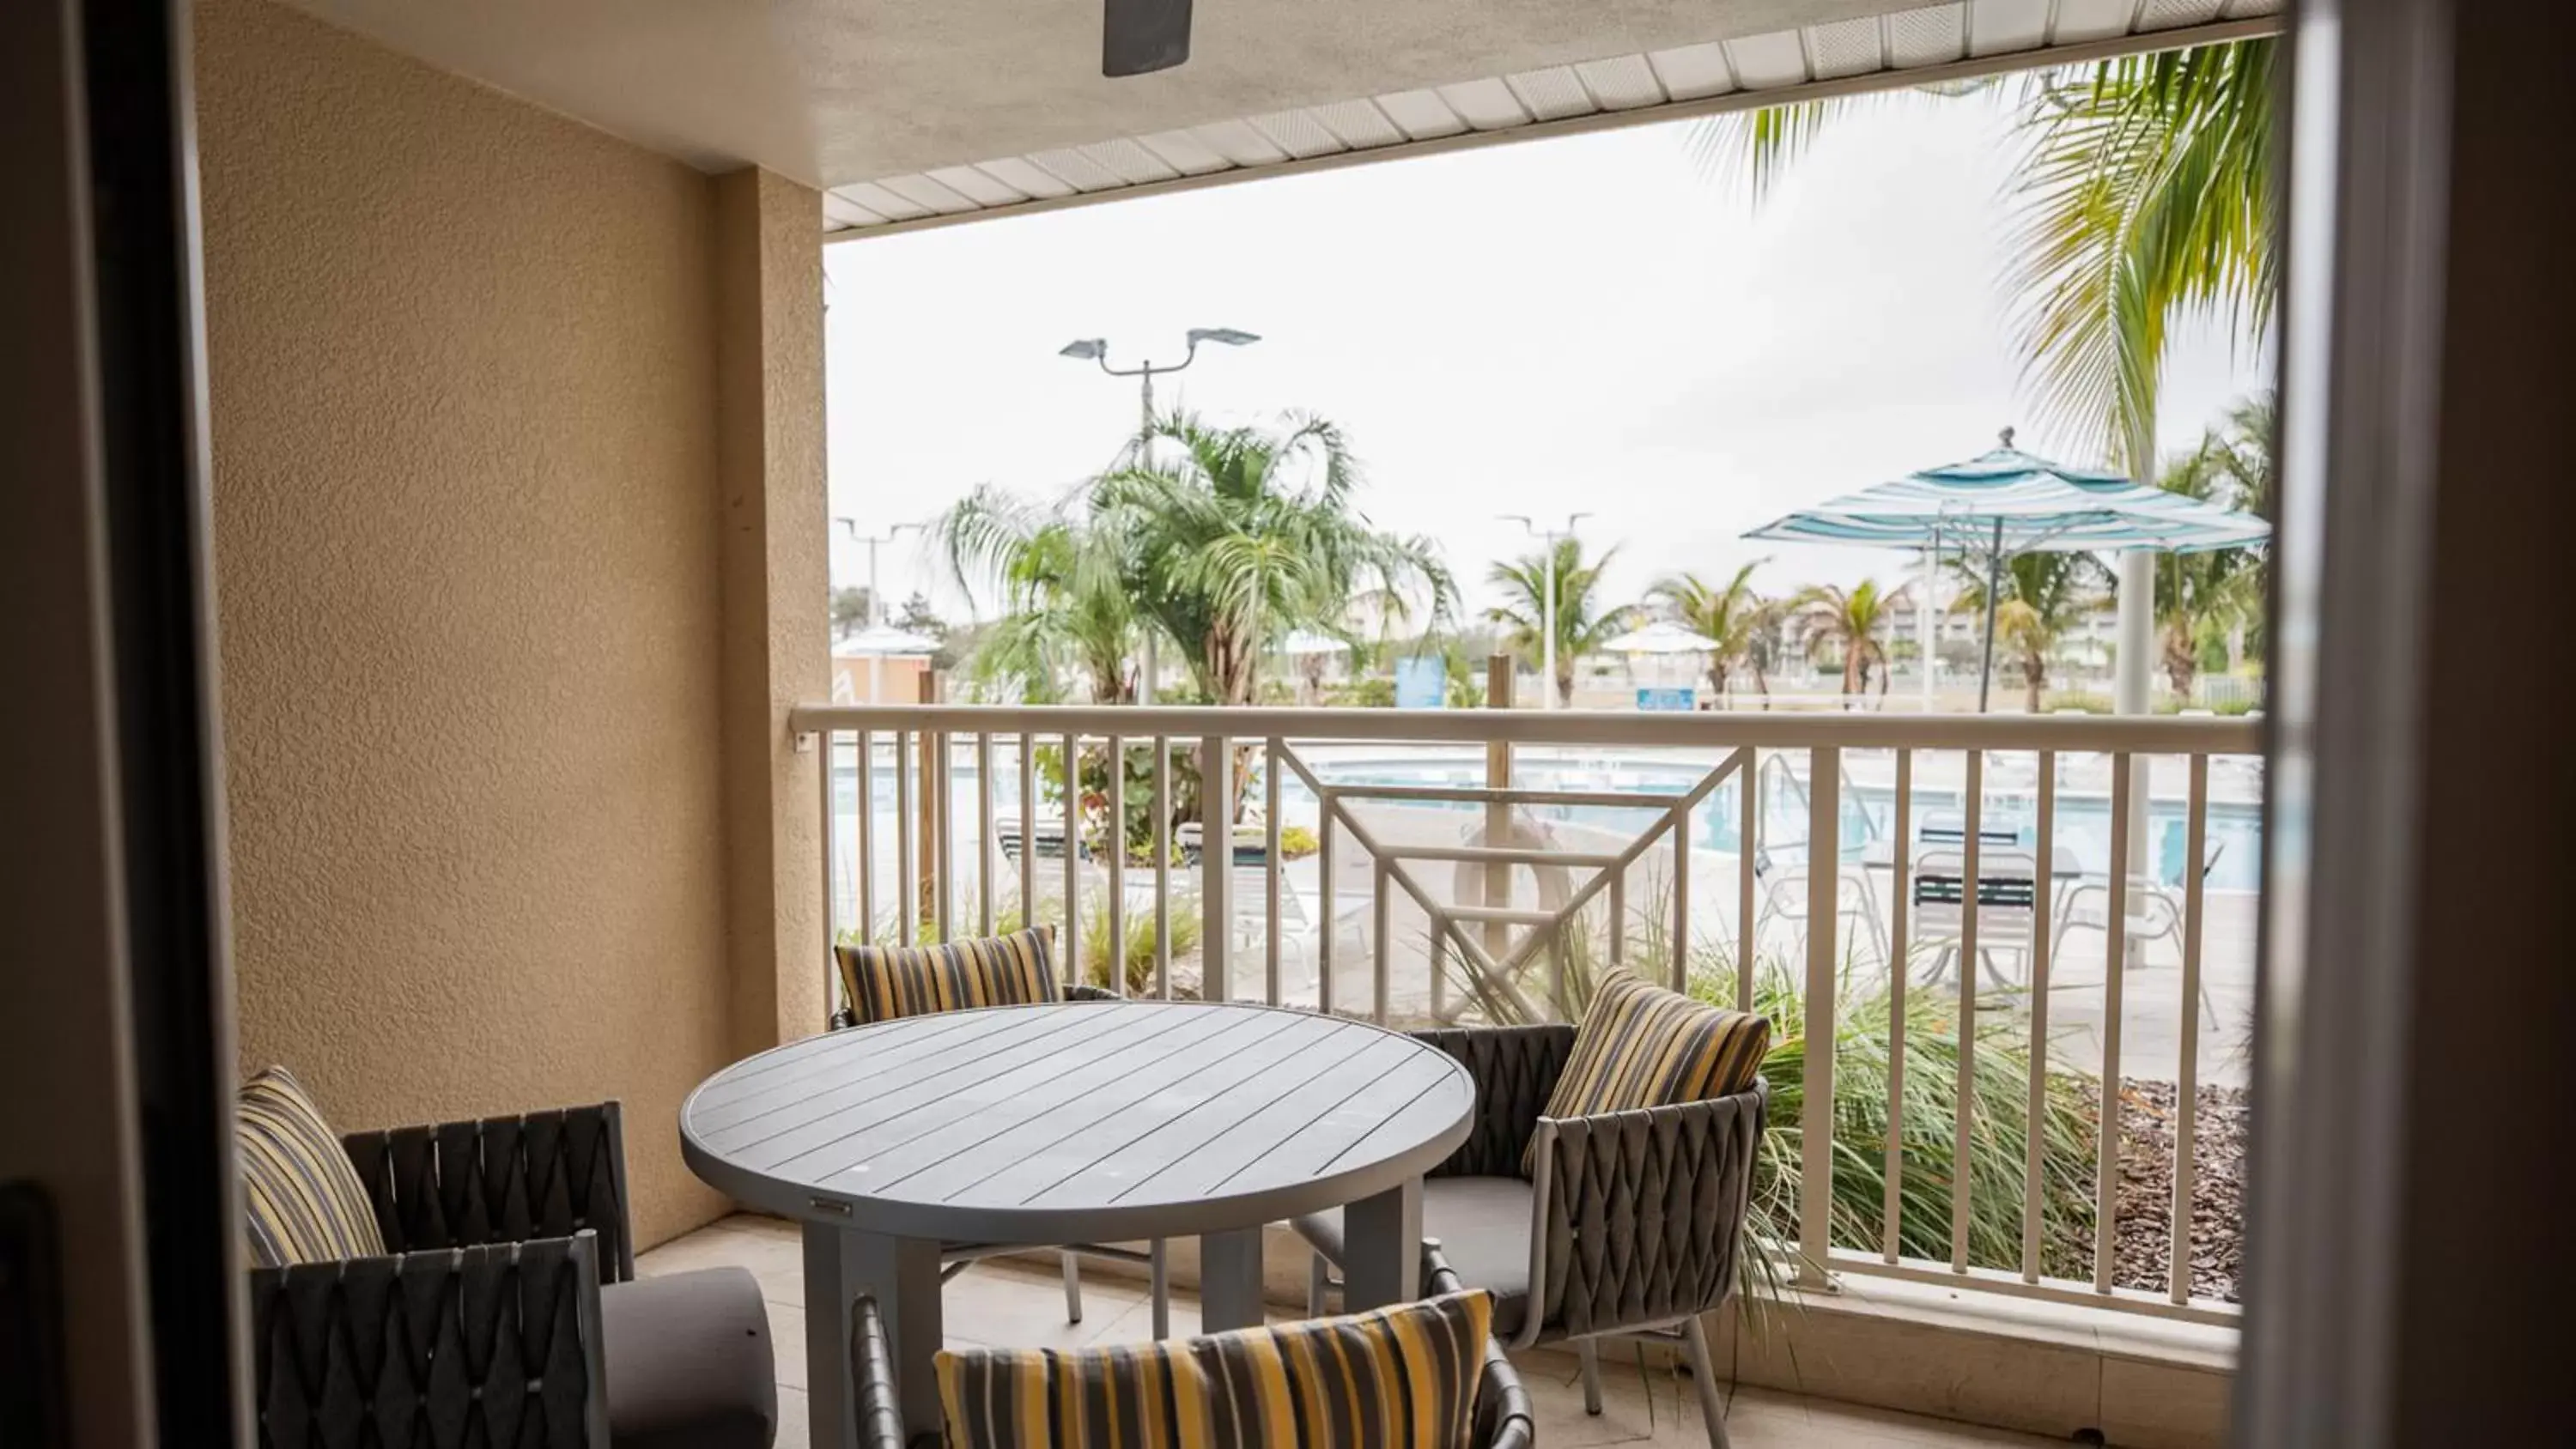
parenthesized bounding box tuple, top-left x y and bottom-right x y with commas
(680, 1000, 1475, 1448)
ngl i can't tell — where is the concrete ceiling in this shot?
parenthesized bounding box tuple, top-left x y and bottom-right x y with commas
(279, 0, 1911, 187)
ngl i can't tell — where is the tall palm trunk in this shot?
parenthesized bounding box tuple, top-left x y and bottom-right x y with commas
(2161, 621, 2199, 701)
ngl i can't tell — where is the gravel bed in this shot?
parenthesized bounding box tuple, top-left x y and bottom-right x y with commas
(2046, 1078, 2249, 1302)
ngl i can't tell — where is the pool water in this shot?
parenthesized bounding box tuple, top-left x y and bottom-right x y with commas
(830, 752, 2264, 894)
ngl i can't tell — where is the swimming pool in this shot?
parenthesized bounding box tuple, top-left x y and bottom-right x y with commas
(831, 749, 2264, 894)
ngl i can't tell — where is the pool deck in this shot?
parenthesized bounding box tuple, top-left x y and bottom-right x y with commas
(1297, 798, 2258, 1090)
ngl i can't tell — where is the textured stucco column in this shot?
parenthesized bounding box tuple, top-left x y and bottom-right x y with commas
(715, 168, 829, 1057)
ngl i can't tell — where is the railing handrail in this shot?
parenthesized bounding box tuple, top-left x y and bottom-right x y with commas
(790, 701, 2263, 754)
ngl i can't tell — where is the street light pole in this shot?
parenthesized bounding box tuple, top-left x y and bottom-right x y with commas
(1503, 512, 1590, 710)
(1060, 329, 1261, 706)
(835, 518, 922, 703)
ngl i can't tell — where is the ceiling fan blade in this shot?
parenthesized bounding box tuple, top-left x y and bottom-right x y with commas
(1103, 0, 1192, 76)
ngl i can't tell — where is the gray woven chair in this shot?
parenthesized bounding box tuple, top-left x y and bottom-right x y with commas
(1292, 1023, 1769, 1449)
(831, 981, 1181, 1337)
(847, 1242, 1534, 1449)
(246, 1101, 775, 1449)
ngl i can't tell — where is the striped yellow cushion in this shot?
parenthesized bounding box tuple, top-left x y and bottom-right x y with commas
(937, 1289, 1492, 1449)
(834, 926, 1060, 1025)
(1524, 972, 1770, 1174)
(234, 1065, 385, 1268)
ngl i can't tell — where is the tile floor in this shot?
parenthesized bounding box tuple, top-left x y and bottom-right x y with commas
(640, 1215, 2069, 1447)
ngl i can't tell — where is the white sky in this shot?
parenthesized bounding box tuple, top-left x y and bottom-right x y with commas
(823, 89, 2272, 624)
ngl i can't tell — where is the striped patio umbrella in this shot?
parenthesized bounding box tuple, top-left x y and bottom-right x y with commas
(1744, 429, 2269, 710)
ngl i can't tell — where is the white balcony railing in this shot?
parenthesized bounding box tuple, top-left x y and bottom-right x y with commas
(790, 700, 2263, 1329)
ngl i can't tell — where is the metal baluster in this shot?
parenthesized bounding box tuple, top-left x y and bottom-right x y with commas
(2171, 754, 2209, 1305)
(1884, 748, 1911, 1264)
(1062, 732, 1081, 990)
(2023, 752, 2057, 1282)
(1737, 746, 1757, 1010)
(1018, 734, 1036, 930)
(977, 732, 995, 937)
(1797, 745, 1840, 1287)
(1669, 798, 1691, 992)
(818, 727, 838, 1024)
(857, 730, 877, 944)
(1371, 858, 1392, 1026)
(1201, 734, 1232, 1003)
(1265, 738, 1283, 1007)
(2095, 755, 2132, 1294)
(933, 730, 954, 943)
(1153, 736, 1171, 1000)
(1108, 735, 1127, 998)
(1953, 749, 1984, 1274)
(895, 731, 916, 946)
(1316, 798, 1335, 1016)
(1608, 866, 1626, 967)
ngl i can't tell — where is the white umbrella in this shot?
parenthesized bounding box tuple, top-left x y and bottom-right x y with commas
(1277, 628, 1350, 656)
(831, 623, 940, 658)
(1601, 619, 1719, 654)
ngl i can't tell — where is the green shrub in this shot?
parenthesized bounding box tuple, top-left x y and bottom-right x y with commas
(1447, 904, 2098, 1294)
(1327, 677, 1398, 708)
(1692, 956, 2096, 1277)
(1278, 826, 1320, 859)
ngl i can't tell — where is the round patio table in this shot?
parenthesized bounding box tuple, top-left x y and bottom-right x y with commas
(680, 999, 1475, 1449)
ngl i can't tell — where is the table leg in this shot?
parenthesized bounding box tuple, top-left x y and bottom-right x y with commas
(804, 1222, 941, 1449)
(1342, 1174, 1424, 1311)
(1199, 1228, 1266, 1332)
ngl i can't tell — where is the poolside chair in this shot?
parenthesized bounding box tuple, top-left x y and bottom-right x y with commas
(1911, 846, 2041, 991)
(828, 927, 1173, 1336)
(1752, 846, 1891, 963)
(851, 1241, 1534, 1449)
(1293, 982, 1770, 1449)
(239, 1069, 775, 1449)
(2050, 873, 2221, 1020)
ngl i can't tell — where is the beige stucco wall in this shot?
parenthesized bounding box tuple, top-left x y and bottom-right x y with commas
(715, 168, 830, 1059)
(197, 0, 822, 1246)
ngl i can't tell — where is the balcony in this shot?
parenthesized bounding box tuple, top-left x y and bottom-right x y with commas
(787, 698, 2257, 1446)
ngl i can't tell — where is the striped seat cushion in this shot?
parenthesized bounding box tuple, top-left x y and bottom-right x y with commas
(1524, 972, 1770, 1174)
(235, 1065, 386, 1268)
(833, 926, 1060, 1025)
(937, 1289, 1492, 1449)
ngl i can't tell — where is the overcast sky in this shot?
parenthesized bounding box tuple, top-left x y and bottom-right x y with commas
(823, 88, 2272, 624)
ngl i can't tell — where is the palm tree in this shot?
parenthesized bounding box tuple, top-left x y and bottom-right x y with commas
(1648, 561, 1772, 706)
(1485, 538, 1633, 706)
(2152, 393, 2274, 699)
(1951, 554, 2111, 713)
(1803, 579, 1906, 694)
(1694, 39, 2276, 477)
(1795, 579, 1905, 699)
(1095, 410, 1455, 709)
(932, 484, 1138, 704)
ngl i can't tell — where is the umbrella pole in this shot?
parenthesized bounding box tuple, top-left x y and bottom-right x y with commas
(1976, 518, 2003, 713)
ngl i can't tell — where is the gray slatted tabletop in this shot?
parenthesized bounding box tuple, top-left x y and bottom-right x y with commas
(680, 1000, 1475, 1449)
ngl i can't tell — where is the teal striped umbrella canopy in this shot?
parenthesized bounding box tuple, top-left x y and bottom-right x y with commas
(1744, 433, 2270, 555)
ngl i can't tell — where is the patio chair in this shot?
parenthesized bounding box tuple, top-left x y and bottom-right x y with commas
(1752, 846, 1891, 963)
(240, 1070, 774, 1449)
(1293, 1014, 1770, 1449)
(1911, 846, 2040, 991)
(2050, 873, 2220, 1020)
(827, 928, 1172, 1336)
(850, 1241, 1534, 1449)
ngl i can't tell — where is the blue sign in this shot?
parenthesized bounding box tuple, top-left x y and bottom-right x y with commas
(1394, 657, 1448, 709)
(1636, 687, 1698, 712)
